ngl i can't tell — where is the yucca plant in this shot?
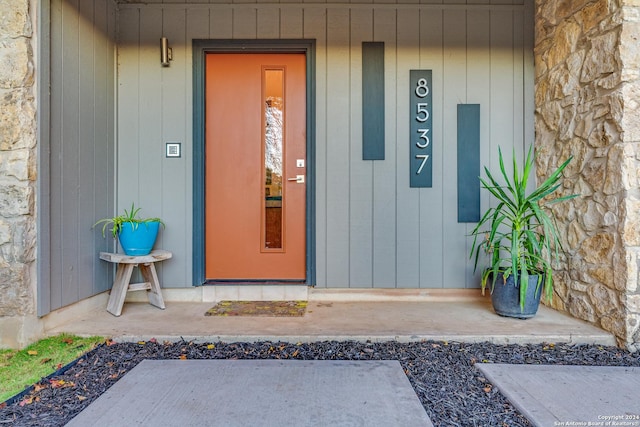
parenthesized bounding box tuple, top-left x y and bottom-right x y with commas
(470, 145, 577, 311)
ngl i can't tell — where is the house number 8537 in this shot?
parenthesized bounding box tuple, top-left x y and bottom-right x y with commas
(410, 71, 433, 187)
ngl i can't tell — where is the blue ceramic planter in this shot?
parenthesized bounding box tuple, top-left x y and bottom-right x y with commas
(118, 221, 160, 256)
(490, 272, 543, 319)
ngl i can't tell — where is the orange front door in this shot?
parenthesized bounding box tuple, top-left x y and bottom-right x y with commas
(205, 53, 306, 280)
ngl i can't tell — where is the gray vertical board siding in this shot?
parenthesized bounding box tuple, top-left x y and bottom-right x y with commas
(325, 8, 351, 285)
(456, 104, 481, 224)
(396, 9, 420, 288)
(349, 10, 374, 287)
(361, 42, 385, 161)
(97, 0, 117, 295)
(523, 0, 536, 193)
(418, 9, 444, 288)
(188, 8, 211, 40)
(513, 8, 525, 151)
(137, 7, 163, 219)
(60, 0, 81, 306)
(37, 0, 51, 315)
(116, 8, 143, 280)
(77, 0, 96, 301)
(118, 7, 194, 286)
(303, 8, 328, 286)
(512, 5, 532, 197)
(257, 8, 279, 39)
(465, 9, 490, 288)
(97, 0, 116, 294)
(442, 9, 468, 289)
(210, 8, 233, 39)
(281, 9, 304, 39)
(136, 8, 163, 284)
(116, 8, 143, 278)
(233, 8, 257, 38)
(46, 0, 116, 311)
(372, 8, 397, 288)
(49, 0, 63, 309)
(117, 9, 141, 208)
(162, 8, 191, 286)
(490, 10, 521, 186)
(112, 2, 531, 289)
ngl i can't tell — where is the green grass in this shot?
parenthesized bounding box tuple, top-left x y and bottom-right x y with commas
(0, 333, 105, 403)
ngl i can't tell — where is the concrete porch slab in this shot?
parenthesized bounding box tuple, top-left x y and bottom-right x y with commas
(47, 292, 616, 347)
(65, 359, 433, 427)
(476, 364, 640, 427)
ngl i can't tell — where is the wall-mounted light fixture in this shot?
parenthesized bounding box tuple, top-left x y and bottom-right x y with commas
(160, 37, 173, 67)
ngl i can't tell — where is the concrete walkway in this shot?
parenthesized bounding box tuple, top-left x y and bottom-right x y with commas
(49, 290, 615, 346)
(66, 359, 434, 427)
(477, 364, 640, 427)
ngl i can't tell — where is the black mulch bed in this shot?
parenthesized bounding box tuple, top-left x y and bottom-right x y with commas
(1, 340, 638, 426)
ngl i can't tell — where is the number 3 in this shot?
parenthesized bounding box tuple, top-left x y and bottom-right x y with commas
(416, 129, 430, 148)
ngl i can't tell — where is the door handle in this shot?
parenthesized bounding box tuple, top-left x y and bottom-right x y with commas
(287, 175, 305, 184)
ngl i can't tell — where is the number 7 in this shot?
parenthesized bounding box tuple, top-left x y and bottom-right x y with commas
(416, 154, 429, 174)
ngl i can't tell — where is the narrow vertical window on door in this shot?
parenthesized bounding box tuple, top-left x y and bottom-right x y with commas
(263, 68, 285, 251)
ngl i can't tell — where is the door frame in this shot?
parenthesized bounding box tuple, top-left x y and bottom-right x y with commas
(192, 39, 316, 286)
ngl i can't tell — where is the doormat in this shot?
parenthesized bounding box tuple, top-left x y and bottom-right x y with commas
(205, 300, 307, 317)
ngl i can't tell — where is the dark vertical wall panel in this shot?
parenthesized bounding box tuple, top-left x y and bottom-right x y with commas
(457, 104, 480, 223)
(362, 42, 385, 160)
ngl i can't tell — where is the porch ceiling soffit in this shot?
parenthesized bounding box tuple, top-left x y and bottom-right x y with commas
(116, 1, 524, 11)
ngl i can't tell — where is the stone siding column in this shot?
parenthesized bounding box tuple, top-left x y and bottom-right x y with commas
(535, 0, 640, 350)
(0, 0, 38, 348)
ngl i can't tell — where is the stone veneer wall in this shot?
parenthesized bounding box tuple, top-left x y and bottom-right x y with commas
(0, 0, 38, 348)
(535, 0, 640, 350)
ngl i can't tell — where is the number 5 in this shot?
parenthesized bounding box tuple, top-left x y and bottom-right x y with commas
(416, 103, 429, 122)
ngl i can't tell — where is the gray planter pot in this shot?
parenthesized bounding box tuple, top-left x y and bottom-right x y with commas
(490, 272, 543, 319)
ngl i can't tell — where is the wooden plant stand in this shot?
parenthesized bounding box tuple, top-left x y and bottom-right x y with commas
(100, 250, 172, 316)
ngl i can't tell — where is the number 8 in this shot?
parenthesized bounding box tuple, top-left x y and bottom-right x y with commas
(415, 78, 429, 97)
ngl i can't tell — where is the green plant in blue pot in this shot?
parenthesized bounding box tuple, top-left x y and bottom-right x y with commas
(470, 146, 577, 318)
(94, 203, 164, 256)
